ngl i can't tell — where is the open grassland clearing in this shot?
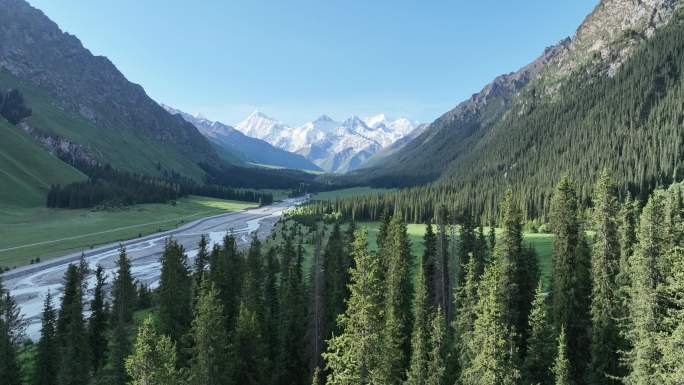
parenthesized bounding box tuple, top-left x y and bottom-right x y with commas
(0, 196, 255, 268)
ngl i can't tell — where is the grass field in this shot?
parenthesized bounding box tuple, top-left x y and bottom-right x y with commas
(267, 219, 555, 286)
(0, 119, 86, 207)
(311, 186, 397, 201)
(0, 196, 255, 269)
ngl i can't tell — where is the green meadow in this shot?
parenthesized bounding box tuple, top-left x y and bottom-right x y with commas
(0, 196, 255, 269)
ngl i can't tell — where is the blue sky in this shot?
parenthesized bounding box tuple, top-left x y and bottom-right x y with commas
(29, 0, 597, 126)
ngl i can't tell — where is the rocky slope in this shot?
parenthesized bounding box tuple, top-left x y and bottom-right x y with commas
(163, 106, 321, 172)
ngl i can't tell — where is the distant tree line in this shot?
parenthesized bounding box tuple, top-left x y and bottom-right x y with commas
(46, 163, 273, 209)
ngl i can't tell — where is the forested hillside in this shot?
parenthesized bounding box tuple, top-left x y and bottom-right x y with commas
(328, 5, 684, 223)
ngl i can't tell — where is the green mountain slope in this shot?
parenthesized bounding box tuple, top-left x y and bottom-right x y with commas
(0, 118, 85, 207)
(0, 0, 223, 180)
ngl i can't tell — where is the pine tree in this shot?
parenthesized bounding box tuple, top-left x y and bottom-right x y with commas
(233, 303, 268, 385)
(35, 292, 58, 385)
(189, 281, 231, 385)
(0, 277, 22, 385)
(460, 262, 519, 385)
(588, 170, 623, 385)
(660, 247, 684, 385)
(377, 210, 392, 253)
(126, 317, 182, 385)
(323, 228, 385, 385)
(107, 246, 137, 385)
(209, 234, 243, 330)
(435, 207, 451, 321)
(495, 189, 537, 354)
(263, 247, 280, 370)
(406, 266, 430, 385)
(88, 265, 108, 374)
(0, 314, 21, 385)
(624, 190, 667, 385)
(323, 222, 349, 338)
(243, 234, 264, 320)
(381, 216, 414, 384)
(422, 219, 437, 310)
(458, 211, 478, 284)
(553, 328, 571, 385)
(549, 176, 591, 384)
(56, 264, 90, 385)
(193, 234, 210, 293)
(425, 307, 446, 385)
(488, 223, 496, 252)
(522, 282, 554, 385)
(453, 259, 479, 377)
(275, 236, 308, 385)
(616, 194, 639, 336)
(158, 239, 193, 349)
(311, 224, 325, 373)
(0, 276, 26, 346)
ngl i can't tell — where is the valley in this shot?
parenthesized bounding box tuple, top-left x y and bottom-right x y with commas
(2, 1, 684, 385)
(3, 197, 303, 340)
(0, 196, 257, 269)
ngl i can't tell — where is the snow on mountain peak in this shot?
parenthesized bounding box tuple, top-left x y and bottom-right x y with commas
(233, 110, 420, 173)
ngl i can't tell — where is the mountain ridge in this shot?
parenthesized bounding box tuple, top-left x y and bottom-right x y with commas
(162, 105, 322, 172)
(234, 110, 419, 173)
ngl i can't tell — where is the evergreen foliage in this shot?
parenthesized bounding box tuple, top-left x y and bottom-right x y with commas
(56, 264, 90, 385)
(523, 282, 555, 385)
(323, 228, 385, 385)
(88, 266, 108, 374)
(126, 317, 182, 385)
(157, 239, 193, 349)
(460, 262, 519, 385)
(189, 281, 231, 385)
(549, 177, 591, 384)
(35, 292, 58, 385)
(588, 170, 623, 385)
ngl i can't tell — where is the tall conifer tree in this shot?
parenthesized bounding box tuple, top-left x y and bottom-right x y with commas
(460, 262, 519, 385)
(624, 191, 667, 385)
(588, 170, 623, 385)
(189, 281, 231, 385)
(56, 264, 90, 385)
(323, 228, 385, 385)
(35, 292, 58, 385)
(381, 216, 414, 384)
(522, 282, 554, 385)
(107, 246, 136, 385)
(549, 177, 591, 384)
(126, 317, 182, 385)
(158, 239, 193, 349)
(88, 265, 108, 374)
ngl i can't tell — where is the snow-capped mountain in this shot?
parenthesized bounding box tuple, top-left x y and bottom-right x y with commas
(234, 111, 419, 173)
(162, 105, 321, 171)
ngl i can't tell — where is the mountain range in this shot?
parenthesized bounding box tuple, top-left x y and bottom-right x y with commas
(161, 105, 322, 172)
(234, 111, 420, 173)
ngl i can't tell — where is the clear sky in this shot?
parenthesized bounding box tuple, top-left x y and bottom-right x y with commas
(28, 0, 598, 126)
